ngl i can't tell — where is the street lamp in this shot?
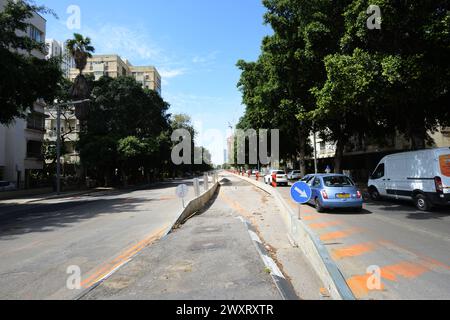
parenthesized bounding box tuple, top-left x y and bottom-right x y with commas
(50, 99, 90, 194)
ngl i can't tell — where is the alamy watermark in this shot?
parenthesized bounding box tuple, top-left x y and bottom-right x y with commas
(66, 265, 81, 290)
(171, 128, 280, 166)
(66, 5, 81, 30)
(366, 265, 382, 290)
(367, 5, 382, 30)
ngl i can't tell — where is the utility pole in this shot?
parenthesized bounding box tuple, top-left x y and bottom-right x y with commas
(313, 123, 318, 174)
(51, 99, 90, 194)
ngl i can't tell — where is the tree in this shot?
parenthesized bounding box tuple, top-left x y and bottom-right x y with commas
(0, 0, 61, 124)
(237, 0, 352, 174)
(78, 76, 171, 186)
(310, 49, 385, 173)
(341, 0, 450, 149)
(66, 33, 95, 121)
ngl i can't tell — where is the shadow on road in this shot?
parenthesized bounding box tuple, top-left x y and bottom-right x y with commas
(0, 197, 152, 240)
(363, 198, 450, 220)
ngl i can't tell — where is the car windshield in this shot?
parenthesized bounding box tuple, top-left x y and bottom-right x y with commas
(275, 171, 285, 175)
(323, 176, 354, 187)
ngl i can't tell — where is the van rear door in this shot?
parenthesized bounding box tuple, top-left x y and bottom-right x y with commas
(438, 152, 450, 194)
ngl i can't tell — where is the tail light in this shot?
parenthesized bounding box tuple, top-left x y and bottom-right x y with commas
(356, 191, 362, 199)
(435, 176, 444, 193)
(321, 190, 329, 199)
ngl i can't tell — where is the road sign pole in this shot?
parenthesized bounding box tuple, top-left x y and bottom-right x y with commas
(298, 203, 302, 220)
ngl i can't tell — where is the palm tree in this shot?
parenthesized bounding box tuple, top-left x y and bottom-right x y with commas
(66, 33, 95, 121)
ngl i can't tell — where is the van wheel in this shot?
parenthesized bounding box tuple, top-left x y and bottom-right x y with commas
(369, 187, 381, 201)
(414, 194, 432, 212)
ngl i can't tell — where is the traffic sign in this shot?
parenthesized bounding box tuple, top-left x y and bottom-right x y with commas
(290, 181, 312, 204)
(176, 184, 189, 199)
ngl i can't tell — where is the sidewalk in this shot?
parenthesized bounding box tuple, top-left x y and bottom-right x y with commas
(81, 180, 283, 300)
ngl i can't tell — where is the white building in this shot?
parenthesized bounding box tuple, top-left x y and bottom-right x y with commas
(45, 39, 75, 79)
(0, 0, 47, 188)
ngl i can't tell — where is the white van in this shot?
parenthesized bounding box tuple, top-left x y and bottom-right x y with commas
(368, 148, 450, 211)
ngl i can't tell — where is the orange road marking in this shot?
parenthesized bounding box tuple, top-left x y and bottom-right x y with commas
(309, 220, 343, 230)
(80, 224, 170, 289)
(347, 274, 385, 298)
(347, 260, 435, 298)
(320, 228, 362, 241)
(383, 261, 429, 279)
(302, 215, 321, 221)
(378, 240, 450, 271)
(331, 242, 376, 260)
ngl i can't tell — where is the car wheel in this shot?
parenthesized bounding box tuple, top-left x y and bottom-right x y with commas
(414, 194, 432, 212)
(315, 198, 325, 213)
(369, 187, 381, 201)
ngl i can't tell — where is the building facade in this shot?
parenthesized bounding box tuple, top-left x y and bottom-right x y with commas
(0, 0, 47, 188)
(307, 128, 450, 181)
(45, 39, 75, 79)
(68, 55, 162, 95)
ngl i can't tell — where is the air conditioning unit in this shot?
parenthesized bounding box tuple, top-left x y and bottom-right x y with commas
(441, 127, 450, 134)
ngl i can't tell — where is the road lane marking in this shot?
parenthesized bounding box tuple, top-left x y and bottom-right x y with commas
(80, 224, 170, 289)
(331, 242, 377, 260)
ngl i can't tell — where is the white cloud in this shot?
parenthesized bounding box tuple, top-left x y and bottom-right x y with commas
(83, 24, 164, 62)
(192, 51, 220, 66)
(159, 68, 187, 79)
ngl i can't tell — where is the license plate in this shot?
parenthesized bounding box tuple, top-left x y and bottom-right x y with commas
(336, 194, 350, 199)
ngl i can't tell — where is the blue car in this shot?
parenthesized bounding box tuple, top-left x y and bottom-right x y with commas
(306, 174, 363, 212)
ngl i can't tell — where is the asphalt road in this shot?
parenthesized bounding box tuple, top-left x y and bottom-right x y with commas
(268, 179, 450, 300)
(83, 175, 283, 300)
(0, 180, 196, 300)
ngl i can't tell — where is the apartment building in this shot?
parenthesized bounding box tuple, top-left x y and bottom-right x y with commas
(68, 54, 162, 95)
(45, 39, 75, 78)
(0, 0, 47, 188)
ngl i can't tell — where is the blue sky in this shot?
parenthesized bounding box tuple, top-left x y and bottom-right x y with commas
(42, 0, 272, 164)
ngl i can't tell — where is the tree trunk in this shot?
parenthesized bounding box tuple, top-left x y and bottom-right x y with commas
(334, 139, 345, 174)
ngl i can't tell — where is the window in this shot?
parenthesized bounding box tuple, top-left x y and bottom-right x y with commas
(312, 178, 321, 187)
(320, 142, 326, 151)
(371, 164, 385, 180)
(27, 141, 43, 159)
(29, 25, 44, 43)
(27, 113, 45, 131)
(323, 176, 354, 187)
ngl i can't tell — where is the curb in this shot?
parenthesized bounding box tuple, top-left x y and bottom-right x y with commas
(237, 216, 299, 300)
(229, 172, 355, 300)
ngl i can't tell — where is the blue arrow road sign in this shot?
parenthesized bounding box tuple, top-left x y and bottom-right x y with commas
(290, 181, 312, 204)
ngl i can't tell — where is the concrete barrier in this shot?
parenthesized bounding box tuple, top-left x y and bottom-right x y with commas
(230, 172, 355, 300)
(169, 181, 220, 232)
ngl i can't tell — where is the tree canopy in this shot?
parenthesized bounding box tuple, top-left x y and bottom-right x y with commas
(237, 0, 450, 173)
(0, 0, 61, 124)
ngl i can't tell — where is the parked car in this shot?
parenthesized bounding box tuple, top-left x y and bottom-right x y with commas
(368, 147, 450, 211)
(0, 181, 16, 192)
(301, 174, 315, 183)
(287, 170, 302, 180)
(264, 170, 289, 186)
(307, 174, 363, 212)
